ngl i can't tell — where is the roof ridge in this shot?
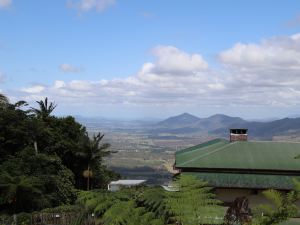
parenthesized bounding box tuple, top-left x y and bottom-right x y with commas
(179, 141, 237, 166)
(176, 138, 226, 155)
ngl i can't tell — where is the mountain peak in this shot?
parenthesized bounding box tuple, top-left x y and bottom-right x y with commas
(157, 113, 200, 127)
(179, 112, 197, 117)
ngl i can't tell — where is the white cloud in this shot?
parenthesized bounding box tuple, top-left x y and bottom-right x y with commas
(54, 80, 66, 89)
(21, 85, 45, 94)
(219, 34, 300, 69)
(18, 46, 215, 106)
(59, 63, 82, 73)
(68, 0, 115, 13)
(0, 0, 11, 9)
(151, 46, 208, 74)
(14, 34, 300, 115)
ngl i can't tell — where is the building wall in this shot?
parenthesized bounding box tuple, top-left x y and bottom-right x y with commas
(215, 188, 271, 208)
(215, 188, 300, 220)
(108, 184, 121, 191)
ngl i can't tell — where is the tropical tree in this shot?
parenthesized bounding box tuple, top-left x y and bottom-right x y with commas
(0, 95, 118, 214)
(78, 133, 111, 190)
(30, 97, 56, 119)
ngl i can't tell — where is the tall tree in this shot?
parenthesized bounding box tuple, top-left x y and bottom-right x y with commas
(30, 97, 57, 119)
(79, 133, 111, 190)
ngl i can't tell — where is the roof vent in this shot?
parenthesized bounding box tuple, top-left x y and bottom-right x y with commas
(230, 129, 248, 142)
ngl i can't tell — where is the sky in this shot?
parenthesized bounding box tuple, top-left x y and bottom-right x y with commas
(1, 0, 300, 119)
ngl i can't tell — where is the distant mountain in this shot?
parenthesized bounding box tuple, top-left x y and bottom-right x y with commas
(152, 113, 300, 140)
(151, 113, 247, 135)
(196, 114, 246, 131)
(76, 113, 300, 140)
(157, 113, 201, 128)
(211, 117, 300, 139)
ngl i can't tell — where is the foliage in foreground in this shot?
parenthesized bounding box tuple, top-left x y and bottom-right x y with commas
(76, 175, 224, 225)
(77, 188, 165, 225)
(166, 175, 224, 225)
(251, 179, 300, 225)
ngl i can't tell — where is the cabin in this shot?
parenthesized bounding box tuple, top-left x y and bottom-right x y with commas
(174, 129, 300, 223)
(108, 179, 146, 191)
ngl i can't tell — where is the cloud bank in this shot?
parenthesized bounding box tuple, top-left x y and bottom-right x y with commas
(15, 33, 300, 116)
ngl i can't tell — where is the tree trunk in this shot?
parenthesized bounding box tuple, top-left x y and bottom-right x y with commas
(87, 164, 90, 191)
(34, 141, 38, 155)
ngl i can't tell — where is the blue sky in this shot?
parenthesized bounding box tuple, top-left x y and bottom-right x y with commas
(1, 0, 300, 119)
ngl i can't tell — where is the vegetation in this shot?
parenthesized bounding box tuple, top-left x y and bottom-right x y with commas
(0, 94, 119, 214)
(166, 175, 224, 225)
(252, 180, 300, 225)
(76, 175, 224, 225)
(1, 93, 300, 225)
(78, 133, 112, 190)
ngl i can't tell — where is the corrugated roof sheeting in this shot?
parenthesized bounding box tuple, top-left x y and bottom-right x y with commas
(176, 139, 300, 171)
(184, 172, 300, 190)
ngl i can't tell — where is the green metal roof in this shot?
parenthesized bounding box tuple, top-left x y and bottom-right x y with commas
(184, 172, 300, 190)
(175, 139, 300, 172)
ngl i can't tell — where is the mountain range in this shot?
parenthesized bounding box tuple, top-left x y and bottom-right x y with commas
(151, 113, 300, 140)
(76, 113, 300, 140)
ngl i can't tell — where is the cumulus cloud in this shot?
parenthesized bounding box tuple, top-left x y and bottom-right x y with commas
(151, 46, 208, 74)
(0, 0, 11, 9)
(21, 85, 45, 94)
(59, 63, 82, 73)
(18, 46, 216, 106)
(219, 34, 300, 69)
(68, 0, 115, 13)
(15, 34, 300, 113)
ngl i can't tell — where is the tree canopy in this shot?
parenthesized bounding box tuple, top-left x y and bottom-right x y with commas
(0, 95, 119, 213)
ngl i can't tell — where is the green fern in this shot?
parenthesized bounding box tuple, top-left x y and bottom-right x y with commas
(140, 187, 166, 218)
(76, 176, 225, 225)
(76, 188, 165, 225)
(165, 175, 224, 225)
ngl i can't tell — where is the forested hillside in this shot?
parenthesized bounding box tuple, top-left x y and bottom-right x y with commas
(0, 95, 119, 214)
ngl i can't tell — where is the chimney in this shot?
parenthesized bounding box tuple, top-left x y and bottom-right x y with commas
(230, 129, 248, 142)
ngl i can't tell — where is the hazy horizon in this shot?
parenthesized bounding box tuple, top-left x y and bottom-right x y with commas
(62, 111, 296, 122)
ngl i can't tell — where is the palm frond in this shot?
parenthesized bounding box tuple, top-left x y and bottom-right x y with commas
(31, 97, 57, 119)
